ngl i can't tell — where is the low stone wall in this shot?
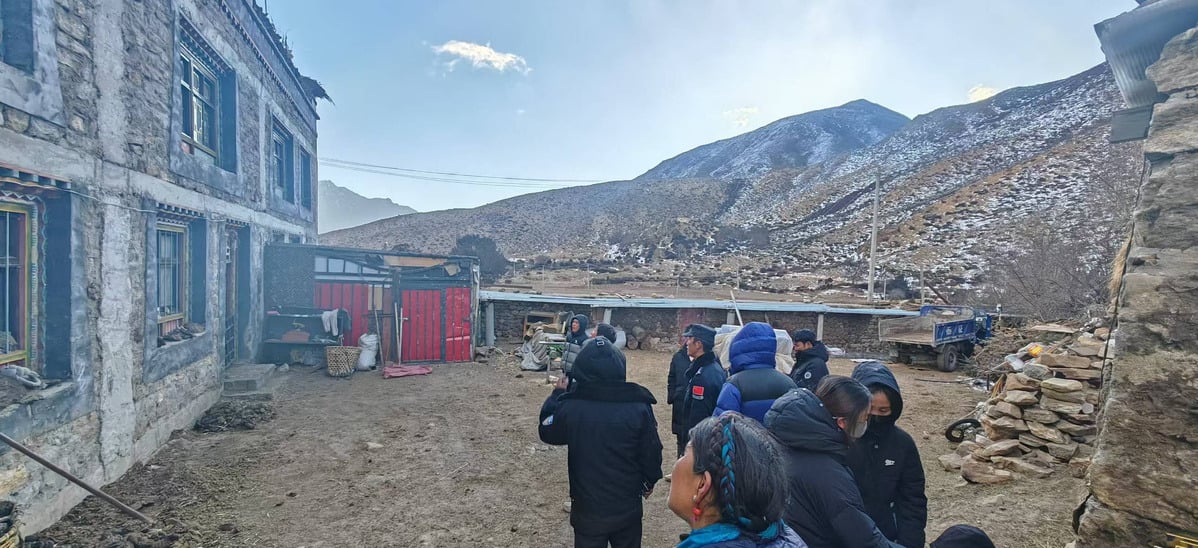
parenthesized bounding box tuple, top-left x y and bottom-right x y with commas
(488, 300, 889, 356)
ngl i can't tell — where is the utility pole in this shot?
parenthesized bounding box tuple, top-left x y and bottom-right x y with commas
(867, 176, 881, 302)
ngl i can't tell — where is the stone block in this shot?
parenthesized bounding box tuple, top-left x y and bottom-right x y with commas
(1027, 421, 1068, 444)
(981, 415, 1028, 440)
(993, 401, 1023, 419)
(1040, 395, 1084, 414)
(956, 440, 981, 457)
(1041, 387, 1086, 403)
(1041, 378, 1084, 393)
(1148, 27, 1198, 94)
(939, 453, 964, 471)
(980, 439, 1024, 458)
(1022, 406, 1059, 424)
(1005, 373, 1040, 391)
(1050, 367, 1102, 381)
(1039, 353, 1091, 369)
(1046, 441, 1078, 460)
(961, 458, 1014, 484)
(1023, 362, 1051, 380)
(1057, 421, 1097, 437)
(1004, 391, 1038, 406)
(992, 456, 1054, 479)
(1018, 433, 1051, 448)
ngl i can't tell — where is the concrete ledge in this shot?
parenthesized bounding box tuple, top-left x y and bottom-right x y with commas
(0, 382, 92, 454)
(143, 332, 214, 384)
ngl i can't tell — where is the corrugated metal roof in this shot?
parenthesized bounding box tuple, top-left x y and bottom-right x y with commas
(479, 290, 918, 316)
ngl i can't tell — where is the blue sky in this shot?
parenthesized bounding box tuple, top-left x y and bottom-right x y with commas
(265, 0, 1134, 212)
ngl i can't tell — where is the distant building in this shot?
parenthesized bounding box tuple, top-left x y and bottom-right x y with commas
(0, 0, 321, 531)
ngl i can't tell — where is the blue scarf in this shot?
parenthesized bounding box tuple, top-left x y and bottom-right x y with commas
(677, 522, 782, 548)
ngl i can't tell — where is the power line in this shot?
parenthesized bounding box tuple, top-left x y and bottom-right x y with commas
(319, 161, 575, 189)
(318, 157, 605, 184)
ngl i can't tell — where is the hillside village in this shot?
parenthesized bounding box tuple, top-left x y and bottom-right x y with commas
(0, 1, 1195, 548)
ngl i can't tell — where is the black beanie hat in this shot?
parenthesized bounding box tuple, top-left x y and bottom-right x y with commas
(596, 323, 618, 344)
(573, 338, 627, 383)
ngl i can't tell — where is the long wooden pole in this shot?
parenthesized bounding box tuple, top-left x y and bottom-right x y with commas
(0, 431, 153, 524)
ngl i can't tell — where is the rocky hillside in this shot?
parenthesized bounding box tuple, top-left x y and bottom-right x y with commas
(322, 64, 1141, 296)
(318, 180, 416, 233)
(639, 100, 909, 181)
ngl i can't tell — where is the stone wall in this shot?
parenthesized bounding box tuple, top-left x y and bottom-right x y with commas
(487, 300, 890, 356)
(1075, 24, 1198, 547)
(0, 0, 318, 534)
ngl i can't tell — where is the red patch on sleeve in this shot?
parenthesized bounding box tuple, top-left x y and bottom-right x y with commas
(691, 385, 705, 399)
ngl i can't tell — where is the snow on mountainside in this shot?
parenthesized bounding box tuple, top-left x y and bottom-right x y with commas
(321, 64, 1141, 295)
(638, 100, 910, 181)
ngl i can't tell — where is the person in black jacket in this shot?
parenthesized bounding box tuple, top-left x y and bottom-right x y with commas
(788, 330, 829, 390)
(847, 361, 928, 548)
(764, 377, 901, 548)
(539, 338, 663, 548)
(668, 329, 695, 457)
(677, 324, 727, 457)
(929, 525, 995, 548)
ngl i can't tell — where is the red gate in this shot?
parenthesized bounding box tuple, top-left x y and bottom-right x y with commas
(400, 287, 473, 363)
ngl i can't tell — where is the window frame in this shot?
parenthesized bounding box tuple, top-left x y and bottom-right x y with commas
(271, 119, 295, 203)
(0, 202, 31, 367)
(155, 223, 189, 325)
(299, 149, 313, 209)
(180, 44, 222, 162)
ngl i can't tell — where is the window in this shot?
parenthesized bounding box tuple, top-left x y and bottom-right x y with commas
(0, 203, 30, 366)
(156, 224, 187, 328)
(300, 150, 313, 209)
(0, 0, 34, 73)
(271, 120, 294, 202)
(177, 20, 234, 171)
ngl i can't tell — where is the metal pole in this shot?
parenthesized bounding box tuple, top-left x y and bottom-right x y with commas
(867, 177, 881, 302)
(0, 431, 154, 524)
(729, 290, 744, 325)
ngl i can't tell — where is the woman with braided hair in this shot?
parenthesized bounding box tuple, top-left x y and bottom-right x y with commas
(667, 413, 808, 548)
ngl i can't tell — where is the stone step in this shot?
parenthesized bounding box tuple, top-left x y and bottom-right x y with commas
(222, 364, 280, 394)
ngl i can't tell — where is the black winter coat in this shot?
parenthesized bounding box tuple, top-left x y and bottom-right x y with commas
(789, 342, 830, 390)
(668, 347, 692, 434)
(764, 389, 900, 548)
(847, 362, 928, 548)
(679, 352, 727, 435)
(538, 381, 663, 518)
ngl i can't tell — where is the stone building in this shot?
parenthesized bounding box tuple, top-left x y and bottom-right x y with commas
(0, 0, 321, 532)
(1079, 1, 1198, 546)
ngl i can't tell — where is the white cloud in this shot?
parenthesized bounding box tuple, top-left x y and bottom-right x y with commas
(431, 40, 530, 75)
(516, 108, 527, 116)
(722, 107, 760, 128)
(968, 84, 999, 102)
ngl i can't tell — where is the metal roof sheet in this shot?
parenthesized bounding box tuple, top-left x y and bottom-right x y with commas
(479, 290, 918, 316)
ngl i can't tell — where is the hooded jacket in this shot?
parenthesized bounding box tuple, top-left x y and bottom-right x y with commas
(846, 362, 927, 548)
(679, 352, 727, 435)
(715, 323, 796, 423)
(764, 389, 900, 548)
(561, 314, 591, 374)
(789, 341, 830, 391)
(538, 339, 663, 521)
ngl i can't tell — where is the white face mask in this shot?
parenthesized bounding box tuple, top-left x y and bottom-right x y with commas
(837, 416, 868, 439)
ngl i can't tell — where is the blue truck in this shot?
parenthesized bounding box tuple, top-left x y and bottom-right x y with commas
(878, 305, 993, 372)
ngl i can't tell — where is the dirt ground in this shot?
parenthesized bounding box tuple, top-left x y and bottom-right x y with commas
(33, 350, 1084, 547)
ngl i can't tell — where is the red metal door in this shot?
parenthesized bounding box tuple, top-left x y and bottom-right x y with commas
(401, 289, 442, 362)
(445, 287, 472, 362)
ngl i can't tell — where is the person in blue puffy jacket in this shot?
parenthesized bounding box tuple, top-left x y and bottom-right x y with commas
(714, 322, 796, 423)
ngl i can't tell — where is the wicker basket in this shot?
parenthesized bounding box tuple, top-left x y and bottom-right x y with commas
(325, 346, 361, 377)
(0, 523, 19, 548)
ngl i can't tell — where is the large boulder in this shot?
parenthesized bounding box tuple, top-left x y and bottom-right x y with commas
(961, 458, 1014, 485)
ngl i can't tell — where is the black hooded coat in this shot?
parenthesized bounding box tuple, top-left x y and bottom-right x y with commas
(538, 339, 663, 525)
(764, 389, 900, 548)
(789, 341, 830, 390)
(846, 362, 928, 548)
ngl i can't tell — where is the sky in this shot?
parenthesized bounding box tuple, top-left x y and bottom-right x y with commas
(264, 0, 1135, 212)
